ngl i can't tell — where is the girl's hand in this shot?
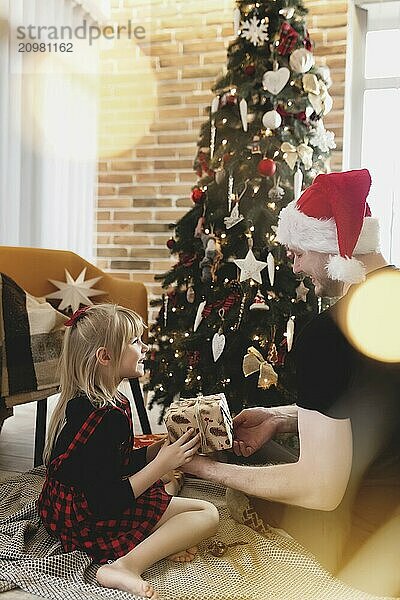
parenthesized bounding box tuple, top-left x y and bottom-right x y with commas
(156, 429, 201, 472)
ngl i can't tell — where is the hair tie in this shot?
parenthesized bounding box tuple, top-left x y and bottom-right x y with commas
(65, 306, 90, 327)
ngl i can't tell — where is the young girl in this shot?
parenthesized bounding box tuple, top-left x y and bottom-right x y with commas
(38, 304, 219, 600)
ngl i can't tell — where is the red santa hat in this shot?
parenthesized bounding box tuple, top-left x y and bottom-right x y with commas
(275, 169, 380, 284)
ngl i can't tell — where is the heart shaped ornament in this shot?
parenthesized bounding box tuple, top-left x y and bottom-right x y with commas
(262, 67, 290, 95)
(212, 331, 226, 362)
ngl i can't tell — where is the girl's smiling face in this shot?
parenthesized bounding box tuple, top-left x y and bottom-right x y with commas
(118, 336, 149, 380)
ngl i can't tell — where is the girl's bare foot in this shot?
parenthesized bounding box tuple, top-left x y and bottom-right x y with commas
(167, 546, 198, 562)
(96, 561, 158, 599)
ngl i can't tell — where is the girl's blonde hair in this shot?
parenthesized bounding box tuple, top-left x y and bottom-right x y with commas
(43, 303, 145, 465)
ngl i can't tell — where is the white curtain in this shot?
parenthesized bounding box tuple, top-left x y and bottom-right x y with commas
(345, 1, 400, 266)
(0, 0, 102, 260)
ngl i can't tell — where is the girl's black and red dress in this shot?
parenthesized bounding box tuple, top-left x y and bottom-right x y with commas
(37, 393, 171, 564)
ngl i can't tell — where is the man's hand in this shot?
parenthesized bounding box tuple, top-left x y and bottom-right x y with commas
(233, 407, 280, 457)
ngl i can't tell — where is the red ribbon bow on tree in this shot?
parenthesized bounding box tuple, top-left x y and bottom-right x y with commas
(201, 292, 240, 319)
(64, 306, 90, 327)
(277, 105, 307, 122)
(277, 22, 299, 56)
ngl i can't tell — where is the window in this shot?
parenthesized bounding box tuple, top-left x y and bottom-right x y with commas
(344, 1, 400, 265)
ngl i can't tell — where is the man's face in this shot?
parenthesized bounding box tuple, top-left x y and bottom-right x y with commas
(290, 249, 343, 298)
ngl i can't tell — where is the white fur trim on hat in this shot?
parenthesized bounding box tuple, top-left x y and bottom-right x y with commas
(276, 200, 380, 255)
(326, 255, 366, 284)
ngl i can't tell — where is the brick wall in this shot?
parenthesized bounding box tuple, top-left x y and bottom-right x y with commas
(96, 0, 348, 322)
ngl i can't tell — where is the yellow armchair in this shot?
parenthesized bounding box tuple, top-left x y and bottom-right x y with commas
(0, 246, 151, 465)
(0, 246, 148, 322)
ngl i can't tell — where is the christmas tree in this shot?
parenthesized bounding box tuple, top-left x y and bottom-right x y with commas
(145, 0, 336, 418)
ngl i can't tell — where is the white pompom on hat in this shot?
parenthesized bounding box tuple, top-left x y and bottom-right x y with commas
(275, 169, 380, 284)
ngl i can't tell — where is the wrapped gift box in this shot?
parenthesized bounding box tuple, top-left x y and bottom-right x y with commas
(164, 393, 233, 454)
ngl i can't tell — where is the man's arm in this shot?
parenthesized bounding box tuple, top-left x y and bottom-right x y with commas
(185, 407, 353, 511)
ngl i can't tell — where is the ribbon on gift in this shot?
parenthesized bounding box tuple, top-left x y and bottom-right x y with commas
(193, 398, 209, 453)
(277, 22, 299, 55)
(183, 396, 233, 453)
(242, 347, 278, 389)
(280, 142, 313, 171)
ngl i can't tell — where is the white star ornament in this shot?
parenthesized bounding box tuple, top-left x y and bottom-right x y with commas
(47, 268, 105, 313)
(233, 249, 267, 284)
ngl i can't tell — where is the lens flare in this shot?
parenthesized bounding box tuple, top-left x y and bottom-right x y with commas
(98, 41, 157, 158)
(19, 39, 156, 161)
(344, 269, 400, 363)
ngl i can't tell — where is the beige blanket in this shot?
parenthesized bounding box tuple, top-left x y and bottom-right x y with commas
(0, 467, 392, 600)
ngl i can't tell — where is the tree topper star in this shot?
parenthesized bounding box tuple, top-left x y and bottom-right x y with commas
(47, 268, 105, 313)
(233, 249, 267, 284)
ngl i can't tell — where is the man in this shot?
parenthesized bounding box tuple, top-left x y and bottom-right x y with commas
(183, 169, 400, 594)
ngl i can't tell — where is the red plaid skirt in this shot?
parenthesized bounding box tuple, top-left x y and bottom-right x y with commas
(38, 399, 171, 564)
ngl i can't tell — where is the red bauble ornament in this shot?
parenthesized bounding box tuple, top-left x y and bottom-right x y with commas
(166, 238, 176, 250)
(257, 158, 276, 177)
(191, 187, 204, 203)
(244, 64, 256, 76)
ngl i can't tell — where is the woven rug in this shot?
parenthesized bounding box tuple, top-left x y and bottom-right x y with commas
(0, 467, 393, 600)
